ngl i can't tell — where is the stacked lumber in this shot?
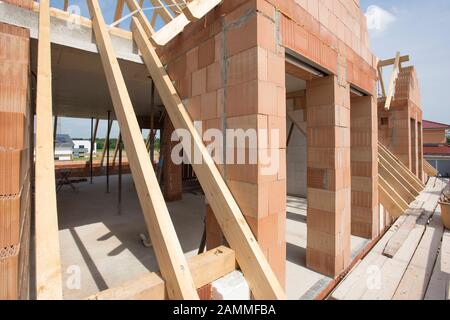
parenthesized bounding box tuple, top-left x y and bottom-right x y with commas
(378, 142, 425, 218)
(330, 177, 448, 300)
(423, 160, 438, 177)
(0, 22, 31, 300)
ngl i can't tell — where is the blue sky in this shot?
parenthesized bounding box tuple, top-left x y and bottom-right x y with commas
(361, 0, 450, 125)
(55, 1, 450, 139)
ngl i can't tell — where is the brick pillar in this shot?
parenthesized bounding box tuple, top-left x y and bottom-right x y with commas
(350, 96, 379, 239)
(162, 115, 182, 201)
(166, 0, 286, 286)
(306, 75, 351, 277)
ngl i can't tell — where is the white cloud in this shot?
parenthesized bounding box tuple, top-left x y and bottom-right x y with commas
(365, 5, 396, 32)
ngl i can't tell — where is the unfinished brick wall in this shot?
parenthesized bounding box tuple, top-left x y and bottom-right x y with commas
(0, 23, 32, 300)
(306, 75, 352, 277)
(159, 0, 287, 285)
(378, 66, 423, 179)
(350, 95, 379, 239)
(271, 0, 377, 94)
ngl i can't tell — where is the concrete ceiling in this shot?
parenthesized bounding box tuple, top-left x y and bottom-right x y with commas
(30, 40, 164, 120)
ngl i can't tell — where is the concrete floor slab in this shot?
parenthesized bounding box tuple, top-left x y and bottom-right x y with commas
(53, 175, 368, 299)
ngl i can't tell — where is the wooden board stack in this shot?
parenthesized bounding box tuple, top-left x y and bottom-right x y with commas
(0, 22, 32, 300)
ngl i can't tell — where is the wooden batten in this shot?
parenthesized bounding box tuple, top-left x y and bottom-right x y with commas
(87, 0, 199, 300)
(130, 16, 285, 300)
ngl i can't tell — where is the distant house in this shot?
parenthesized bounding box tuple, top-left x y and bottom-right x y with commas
(423, 120, 450, 177)
(54, 134, 74, 161)
(73, 140, 96, 158)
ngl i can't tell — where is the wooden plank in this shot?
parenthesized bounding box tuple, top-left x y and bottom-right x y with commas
(383, 52, 400, 110)
(361, 224, 426, 299)
(125, 0, 156, 36)
(383, 209, 424, 258)
(379, 142, 424, 190)
(424, 160, 438, 177)
(87, 246, 236, 300)
(379, 175, 409, 217)
(378, 55, 410, 68)
(393, 210, 444, 299)
(441, 228, 450, 274)
(424, 228, 450, 300)
(379, 153, 421, 196)
(87, 0, 198, 300)
(114, 0, 125, 26)
(131, 17, 286, 300)
(34, 0, 63, 299)
(330, 215, 407, 300)
(149, 0, 173, 23)
(378, 66, 386, 97)
(379, 161, 416, 204)
(87, 272, 165, 300)
(182, 0, 222, 21)
(424, 249, 450, 300)
(151, 13, 189, 46)
(188, 246, 236, 289)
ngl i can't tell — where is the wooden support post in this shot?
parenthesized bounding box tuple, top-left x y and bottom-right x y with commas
(131, 17, 285, 299)
(64, 0, 69, 11)
(87, 0, 198, 300)
(35, 0, 63, 299)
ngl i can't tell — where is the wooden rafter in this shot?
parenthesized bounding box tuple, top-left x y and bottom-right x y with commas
(114, 0, 125, 26)
(131, 16, 286, 299)
(87, 0, 198, 300)
(149, 0, 173, 23)
(383, 52, 400, 110)
(35, 0, 63, 300)
(183, 0, 222, 21)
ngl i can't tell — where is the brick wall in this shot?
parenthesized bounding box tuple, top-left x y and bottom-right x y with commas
(0, 23, 32, 300)
(159, 0, 287, 285)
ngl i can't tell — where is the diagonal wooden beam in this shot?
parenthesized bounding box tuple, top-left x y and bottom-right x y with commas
(114, 0, 125, 26)
(125, 0, 156, 36)
(378, 66, 386, 97)
(35, 0, 63, 300)
(87, 0, 198, 300)
(149, 0, 173, 23)
(183, 0, 222, 21)
(384, 52, 400, 110)
(131, 17, 286, 300)
(378, 55, 410, 68)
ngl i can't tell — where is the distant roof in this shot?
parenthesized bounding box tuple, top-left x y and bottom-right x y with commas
(423, 120, 450, 129)
(55, 134, 74, 149)
(424, 145, 450, 156)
